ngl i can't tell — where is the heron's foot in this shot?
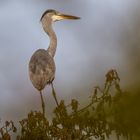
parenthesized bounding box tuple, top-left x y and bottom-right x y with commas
(51, 83, 59, 107)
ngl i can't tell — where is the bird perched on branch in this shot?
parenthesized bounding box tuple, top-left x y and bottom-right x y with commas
(29, 9, 80, 115)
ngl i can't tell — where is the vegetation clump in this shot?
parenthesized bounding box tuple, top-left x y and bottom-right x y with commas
(1, 70, 139, 140)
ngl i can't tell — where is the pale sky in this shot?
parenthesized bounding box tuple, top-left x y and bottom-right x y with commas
(0, 0, 140, 125)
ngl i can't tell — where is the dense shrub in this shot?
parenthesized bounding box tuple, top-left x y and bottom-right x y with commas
(1, 70, 138, 140)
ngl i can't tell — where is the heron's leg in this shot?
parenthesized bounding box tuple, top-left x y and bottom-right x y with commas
(40, 91, 45, 116)
(51, 83, 59, 107)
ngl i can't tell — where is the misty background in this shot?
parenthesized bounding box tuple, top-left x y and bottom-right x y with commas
(0, 0, 140, 127)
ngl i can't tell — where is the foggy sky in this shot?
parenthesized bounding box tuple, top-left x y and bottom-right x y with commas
(0, 0, 140, 124)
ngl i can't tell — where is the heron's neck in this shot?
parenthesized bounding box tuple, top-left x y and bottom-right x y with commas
(43, 19, 57, 57)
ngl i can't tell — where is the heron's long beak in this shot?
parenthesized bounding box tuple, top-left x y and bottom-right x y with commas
(52, 13, 80, 21)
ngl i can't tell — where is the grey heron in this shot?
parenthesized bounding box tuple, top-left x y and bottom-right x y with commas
(29, 9, 80, 115)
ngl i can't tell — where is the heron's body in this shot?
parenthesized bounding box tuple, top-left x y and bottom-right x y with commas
(29, 49, 55, 91)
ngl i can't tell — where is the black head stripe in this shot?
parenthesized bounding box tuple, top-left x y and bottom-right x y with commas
(40, 9, 56, 21)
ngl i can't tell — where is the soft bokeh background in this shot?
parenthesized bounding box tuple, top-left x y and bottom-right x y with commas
(0, 0, 140, 131)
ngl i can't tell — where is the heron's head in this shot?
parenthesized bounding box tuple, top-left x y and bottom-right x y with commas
(40, 9, 80, 22)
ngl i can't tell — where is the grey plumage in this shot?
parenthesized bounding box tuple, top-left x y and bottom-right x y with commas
(29, 49, 55, 91)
